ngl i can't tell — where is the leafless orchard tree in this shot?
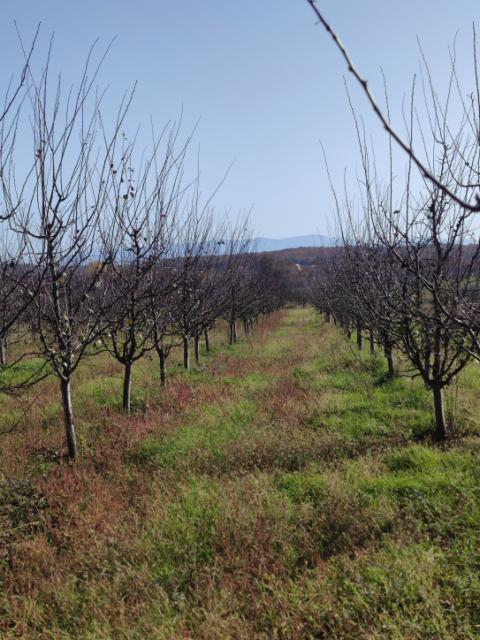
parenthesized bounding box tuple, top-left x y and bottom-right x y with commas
(220, 227, 255, 346)
(323, 136, 405, 375)
(146, 259, 180, 387)
(2, 42, 134, 458)
(246, 254, 284, 325)
(186, 249, 224, 365)
(370, 179, 480, 439)
(168, 208, 223, 370)
(172, 211, 232, 366)
(99, 123, 189, 414)
(146, 213, 277, 385)
(312, 189, 480, 439)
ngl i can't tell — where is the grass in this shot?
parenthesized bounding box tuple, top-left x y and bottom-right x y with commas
(1, 308, 480, 638)
(133, 399, 257, 470)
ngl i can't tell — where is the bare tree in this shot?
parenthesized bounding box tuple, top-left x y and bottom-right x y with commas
(168, 210, 219, 370)
(220, 227, 254, 346)
(373, 187, 479, 439)
(4, 43, 133, 458)
(338, 144, 479, 439)
(100, 123, 188, 413)
(147, 261, 179, 387)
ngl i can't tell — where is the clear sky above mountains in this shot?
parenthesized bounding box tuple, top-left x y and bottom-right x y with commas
(1, 1, 479, 237)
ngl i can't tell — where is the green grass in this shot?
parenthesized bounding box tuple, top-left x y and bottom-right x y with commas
(0, 357, 46, 388)
(295, 348, 440, 440)
(134, 399, 258, 470)
(144, 479, 221, 592)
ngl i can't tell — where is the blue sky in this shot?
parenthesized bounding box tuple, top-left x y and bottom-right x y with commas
(1, 1, 479, 237)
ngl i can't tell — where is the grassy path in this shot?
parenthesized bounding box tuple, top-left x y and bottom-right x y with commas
(2, 308, 480, 638)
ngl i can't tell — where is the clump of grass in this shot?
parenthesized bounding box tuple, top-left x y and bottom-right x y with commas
(276, 471, 329, 505)
(133, 399, 258, 470)
(0, 358, 46, 388)
(143, 479, 221, 593)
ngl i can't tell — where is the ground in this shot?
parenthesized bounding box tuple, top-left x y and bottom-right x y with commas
(1, 307, 480, 639)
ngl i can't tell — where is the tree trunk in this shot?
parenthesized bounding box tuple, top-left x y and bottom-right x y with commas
(384, 343, 395, 377)
(123, 361, 132, 414)
(204, 330, 210, 353)
(60, 377, 77, 459)
(432, 384, 448, 440)
(229, 321, 237, 345)
(0, 340, 5, 366)
(356, 319, 362, 351)
(369, 330, 375, 355)
(243, 318, 249, 336)
(194, 333, 200, 364)
(183, 335, 190, 370)
(159, 346, 166, 387)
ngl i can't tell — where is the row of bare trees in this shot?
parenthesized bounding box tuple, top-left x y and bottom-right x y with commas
(304, 3, 480, 441)
(0, 35, 281, 459)
(310, 198, 480, 441)
(308, 28, 480, 440)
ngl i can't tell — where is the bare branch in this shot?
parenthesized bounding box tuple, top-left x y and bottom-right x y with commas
(304, 0, 480, 212)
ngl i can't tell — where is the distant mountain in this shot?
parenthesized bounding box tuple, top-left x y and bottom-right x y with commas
(251, 235, 337, 252)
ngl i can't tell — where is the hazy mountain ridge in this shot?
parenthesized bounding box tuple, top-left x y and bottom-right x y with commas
(252, 235, 337, 252)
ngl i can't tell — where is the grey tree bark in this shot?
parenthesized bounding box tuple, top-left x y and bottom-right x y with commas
(356, 318, 362, 350)
(123, 362, 132, 414)
(159, 346, 166, 387)
(369, 330, 375, 355)
(432, 384, 448, 440)
(194, 333, 200, 364)
(183, 335, 190, 370)
(60, 377, 77, 459)
(204, 330, 210, 353)
(384, 343, 395, 377)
